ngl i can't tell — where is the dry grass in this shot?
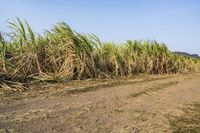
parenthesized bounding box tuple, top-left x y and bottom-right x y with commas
(169, 103, 200, 133)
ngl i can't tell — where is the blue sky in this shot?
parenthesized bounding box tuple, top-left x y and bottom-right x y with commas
(0, 0, 200, 54)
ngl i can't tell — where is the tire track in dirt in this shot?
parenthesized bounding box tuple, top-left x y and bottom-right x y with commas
(0, 74, 200, 133)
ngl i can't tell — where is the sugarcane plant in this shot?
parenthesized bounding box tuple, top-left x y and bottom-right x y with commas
(0, 18, 200, 87)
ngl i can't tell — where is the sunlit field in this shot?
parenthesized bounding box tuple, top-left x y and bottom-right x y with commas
(1, 2, 200, 131)
(1, 18, 200, 89)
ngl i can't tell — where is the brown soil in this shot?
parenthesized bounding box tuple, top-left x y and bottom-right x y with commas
(0, 74, 200, 133)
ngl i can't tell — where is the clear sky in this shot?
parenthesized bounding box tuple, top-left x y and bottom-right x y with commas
(0, 0, 200, 54)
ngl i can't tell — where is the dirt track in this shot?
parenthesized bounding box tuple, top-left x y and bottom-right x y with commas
(0, 74, 200, 133)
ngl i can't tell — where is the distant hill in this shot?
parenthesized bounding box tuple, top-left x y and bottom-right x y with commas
(174, 51, 200, 58)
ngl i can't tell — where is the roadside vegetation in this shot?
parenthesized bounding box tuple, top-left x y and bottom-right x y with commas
(0, 18, 200, 89)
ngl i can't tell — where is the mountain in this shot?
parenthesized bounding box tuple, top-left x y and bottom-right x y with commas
(174, 51, 200, 58)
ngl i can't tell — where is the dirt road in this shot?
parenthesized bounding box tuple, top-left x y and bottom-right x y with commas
(0, 74, 200, 133)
